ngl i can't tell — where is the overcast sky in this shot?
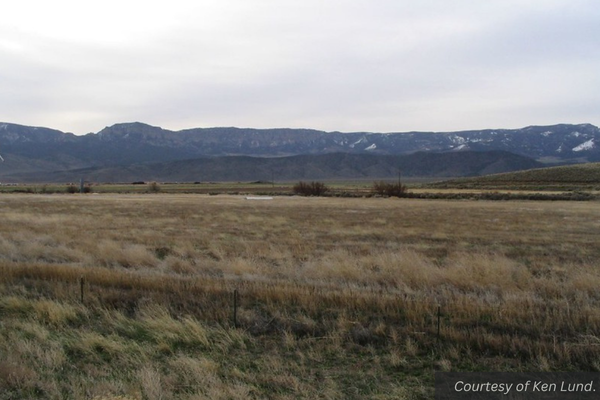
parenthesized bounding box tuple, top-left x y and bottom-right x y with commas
(1, 0, 599, 135)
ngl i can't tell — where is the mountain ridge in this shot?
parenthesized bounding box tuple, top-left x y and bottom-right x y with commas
(2, 121, 599, 159)
(0, 121, 597, 182)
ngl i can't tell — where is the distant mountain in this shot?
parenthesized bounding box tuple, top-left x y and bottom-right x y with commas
(4, 151, 541, 183)
(0, 121, 596, 182)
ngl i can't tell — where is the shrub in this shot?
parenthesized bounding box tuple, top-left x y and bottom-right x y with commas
(66, 184, 92, 193)
(293, 181, 329, 196)
(66, 184, 78, 194)
(372, 181, 407, 197)
(148, 182, 161, 193)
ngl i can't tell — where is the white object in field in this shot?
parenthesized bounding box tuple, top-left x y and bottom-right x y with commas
(0, 154, 3, 162)
(245, 196, 273, 200)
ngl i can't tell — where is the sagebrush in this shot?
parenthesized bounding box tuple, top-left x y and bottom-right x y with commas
(292, 181, 329, 196)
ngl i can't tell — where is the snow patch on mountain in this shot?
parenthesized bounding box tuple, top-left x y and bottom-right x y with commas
(365, 143, 377, 151)
(573, 139, 595, 152)
(450, 135, 466, 144)
(349, 137, 367, 149)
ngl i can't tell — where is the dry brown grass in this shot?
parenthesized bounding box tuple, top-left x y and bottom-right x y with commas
(1, 193, 600, 399)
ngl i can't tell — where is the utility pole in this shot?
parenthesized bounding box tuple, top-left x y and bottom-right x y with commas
(398, 167, 402, 186)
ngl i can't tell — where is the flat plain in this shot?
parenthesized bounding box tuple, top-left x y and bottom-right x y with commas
(1, 193, 600, 399)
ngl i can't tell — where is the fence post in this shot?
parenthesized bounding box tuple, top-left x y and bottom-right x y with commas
(437, 305, 441, 341)
(80, 276, 85, 304)
(233, 289, 239, 329)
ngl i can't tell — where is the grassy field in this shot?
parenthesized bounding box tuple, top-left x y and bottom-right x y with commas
(1, 180, 594, 200)
(429, 162, 600, 191)
(1, 193, 600, 399)
(3, 165, 599, 199)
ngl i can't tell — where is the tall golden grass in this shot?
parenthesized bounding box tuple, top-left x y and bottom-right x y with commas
(1, 193, 600, 399)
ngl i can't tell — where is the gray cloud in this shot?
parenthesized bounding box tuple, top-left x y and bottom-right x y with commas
(1, 0, 598, 134)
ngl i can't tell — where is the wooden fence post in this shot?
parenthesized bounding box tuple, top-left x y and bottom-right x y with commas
(80, 276, 85, 304)
(233, 289, 239, 329)
(437, 305, 441, 341)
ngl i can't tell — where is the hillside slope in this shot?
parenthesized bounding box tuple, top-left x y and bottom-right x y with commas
(2, 151, 542, 183)
(429, 162, 600, 190)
